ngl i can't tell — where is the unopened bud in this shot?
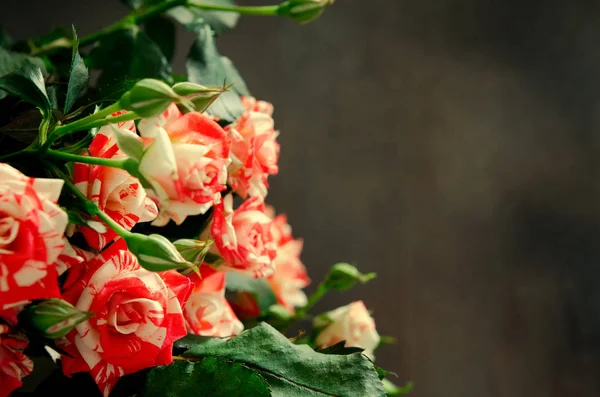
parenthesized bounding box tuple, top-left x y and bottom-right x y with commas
(324, 262, 376, 291)
(172, 82, 226, 113)
(119, 79, 179, 117)
(22, 299, 91, 339)
(173, 239, 213, 265)
(125, 233, 194, 271)
(278, 0, 335, 24)
(267, 304, 294, 321)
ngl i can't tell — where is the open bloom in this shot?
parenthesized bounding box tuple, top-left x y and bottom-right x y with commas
(60, 240, 192, 397)
(267, 209, 309, 312)
(0, 163, 68, 310)
(184, 266, 243, 337)
(73, 117, 158, 250)
(210, 195, 277, 278)
(314, 301, 380, 360)
(0, 324, 33, 397)
(138, 104, 231, 226)
(226, 97, 279, 198)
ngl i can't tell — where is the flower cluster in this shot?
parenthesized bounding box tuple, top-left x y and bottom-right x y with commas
(0, 1, 396, 395)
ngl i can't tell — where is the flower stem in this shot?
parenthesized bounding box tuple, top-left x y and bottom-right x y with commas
(294, 282, 329, 319)
(41, 103, 122, 151)
(44, 149, 131, 170)
(79, 1, 279, 48)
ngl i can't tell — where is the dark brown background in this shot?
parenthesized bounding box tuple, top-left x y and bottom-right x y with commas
(4, 1, 600, 396)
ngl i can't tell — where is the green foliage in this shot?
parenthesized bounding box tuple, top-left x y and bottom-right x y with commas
(226, 273, 278, 316)
(317, 340, 365, 355)
(178, 322, 386, 396)
(86, 28, 171, 88)
(144, 357, 271, 397)
(144, 16, 176, 62)
(0, 62, 50, 112)
(64, 27, 89, 113)
(0, 27, 13, 48)
(186, 24, 249, 123)
(169, 0, 240, 36)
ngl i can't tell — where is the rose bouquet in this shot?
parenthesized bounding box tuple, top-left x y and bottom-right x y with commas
(0, 1, 410, 396)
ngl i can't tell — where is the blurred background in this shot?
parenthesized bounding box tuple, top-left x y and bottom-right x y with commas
(4, 1, 600, 396)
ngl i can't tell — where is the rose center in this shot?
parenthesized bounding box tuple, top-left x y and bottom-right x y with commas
(0, 216, 19, 250)
(107, 296, 163, 335)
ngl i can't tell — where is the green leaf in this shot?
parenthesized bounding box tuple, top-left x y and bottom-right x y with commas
(87, 28, 171, 87)
(186, 24, 249, 123)
(144, 357, 270, 397)
(64, 27, 89, 114)
(169, 0, 240, 36)
(226, 273, 277, 316)
(0, 47, 46, 78)
(0, 27, 13, 48)
(173, 334, 215, 356)
(0, 62, 50, 111)
(317, 340, 365, 355)
(382, 379, 413, 396)
(181, 322, 386, 396)
(144, 16, 176, 62)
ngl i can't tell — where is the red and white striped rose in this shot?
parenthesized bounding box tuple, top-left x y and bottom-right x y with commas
(314, 301, 380, 360)
(0, 324, 33, 397)
(226, 97, 279, 199)
(0, 163, 68, 310)
(73, 117, 158, 250)
(137, 104, 231, 226)
(184, 266, 243, 337)
(60, 240, 192, 397)
(210, 195, 277, 278)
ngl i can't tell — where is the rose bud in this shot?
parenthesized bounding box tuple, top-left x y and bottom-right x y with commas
(20, 298, 92, 339)
(324, 262, 376, 291)
(124, 233, 194, 272)
(278, 0, 335, 24)
(119, 78, 180, 117)
(314, 301, 380, 360)
(172, 82, 225, 113)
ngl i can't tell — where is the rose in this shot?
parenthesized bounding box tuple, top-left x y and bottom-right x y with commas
(210, 194, 277, 278)
(184, 266, 243, 337)
(226, 97, 279, 198)
(267, 208, 309, 312)
(314, 301, 380, 360)
(0, 163, 68, 309)
(73, 116, 158, 250)
(137, 104, 231, 226)
(0, 324, 33, 397)
(269, 238, 309, 313)
(60, 240, 192, 397)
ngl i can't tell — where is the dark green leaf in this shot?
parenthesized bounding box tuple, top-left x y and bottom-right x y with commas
(0, 47, 47, 77)
(226, 273, 277, 316)
(169, 0, 240, 36)
(317, 340, 365, 355)
(144, 357, 271, 397)
(186, 24, 248, 123)
(144, 16, 176, 62)
(0, 27, 13, 48)
(0, 62, 49, 111)
(181, 322, 386, 397)
(87, 28, 171, 87)
(173, 334, 215, 356)
(64, 27, 89, 114)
